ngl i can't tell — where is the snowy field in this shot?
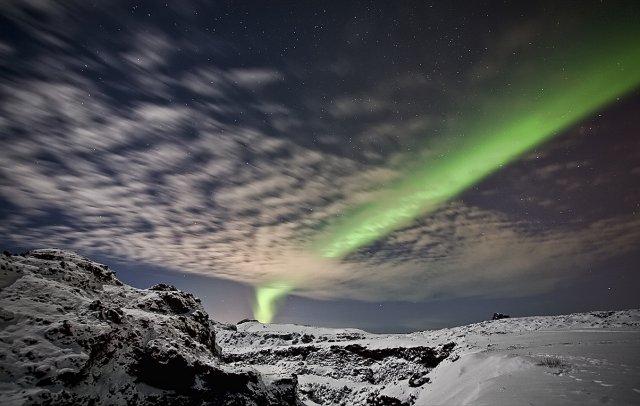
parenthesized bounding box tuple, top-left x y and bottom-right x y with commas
(220, 308, 640, 405)
(1, 249, 639, 405)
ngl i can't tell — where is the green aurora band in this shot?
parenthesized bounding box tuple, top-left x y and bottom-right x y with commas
(253, 13, 640, 322)
(311, 19, 640, 259)
(253, 282, 292, 323)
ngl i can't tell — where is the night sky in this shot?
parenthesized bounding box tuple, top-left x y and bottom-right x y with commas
(1, 1, 639, 332)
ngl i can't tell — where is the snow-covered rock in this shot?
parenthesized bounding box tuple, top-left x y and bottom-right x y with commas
(217, 306, 640, 405)
(0, 249, 298, 405)
(2, 249, 639, 405)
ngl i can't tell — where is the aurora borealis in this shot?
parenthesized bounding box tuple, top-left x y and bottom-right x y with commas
(253, 283, 292, 324)
(2, 1, 640, 331)
(312, 18, 640, 259)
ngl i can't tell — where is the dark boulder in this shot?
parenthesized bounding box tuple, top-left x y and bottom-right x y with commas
(237, 318, 259, 324)
(367, 393, 411, 406)
(131, 340, 196, 391)
(408, 371, 431, 387)
(149, 283, 179, 292)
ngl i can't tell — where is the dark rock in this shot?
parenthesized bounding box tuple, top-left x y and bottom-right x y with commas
(130, 341, 196, 391)
(31, 252, 64, 261)
(442, 342, 456, 352)
(88, 300, 102, 311)
(160, 291, 193, 314)
(149, 283, 179, 292)
(264, 332, 295, 341)
(267, 375, 301, 405)
(408, 371, 431, 387)
(199, 364, 259, 393)
(191, 309, 209, 324)
(2, 249, 302, 405)
(237, 318, 259, 324)
(332, 343, 454, 368)
(76, 260, 119, 284)
(492, 313, 510, 320)
(56, 368, 82, 385)
(337, 332, 364, 341)
(134, 290, 199, 315)
(367, 393, 411, 406)
(89, 300, 124, 324)
(591, 311, 615, 318)
(61, 320, 73, 336)
(354, 367, 375, 383)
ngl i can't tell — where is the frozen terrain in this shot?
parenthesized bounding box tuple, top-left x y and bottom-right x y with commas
(219, 312, 640, 405)
(1, 250, 639, 405)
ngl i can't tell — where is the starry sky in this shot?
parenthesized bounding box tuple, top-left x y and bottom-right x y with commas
(1, 1, 640, 332)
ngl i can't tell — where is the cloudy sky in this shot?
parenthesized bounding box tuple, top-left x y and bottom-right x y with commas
(1, 1, 639, 331)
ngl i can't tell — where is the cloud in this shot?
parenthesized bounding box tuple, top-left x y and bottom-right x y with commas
(1, 1, 639, 307)
(227, 68, 283, 89)
(121, 30, 174, 70)
(328, 96, 392, 118)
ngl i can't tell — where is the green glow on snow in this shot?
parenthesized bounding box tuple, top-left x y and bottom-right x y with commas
(253, 282, 292, 323)
(312, 19, 640, 259)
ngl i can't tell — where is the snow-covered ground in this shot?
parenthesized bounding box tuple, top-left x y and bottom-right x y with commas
(414, 320, 640, 406)
(1, 249, 639, 405)
(218, 310, 640, 405)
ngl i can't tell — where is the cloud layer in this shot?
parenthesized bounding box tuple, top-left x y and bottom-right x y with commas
(1, 1, 639, 303)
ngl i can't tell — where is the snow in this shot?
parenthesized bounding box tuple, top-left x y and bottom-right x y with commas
(220, 308, 640, 405)
(1, 249, 639, 405)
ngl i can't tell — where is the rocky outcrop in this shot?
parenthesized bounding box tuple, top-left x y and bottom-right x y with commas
(0, 249, 463, 405)
(219, 320, 458, 405)
(0, 249, 301, 405)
